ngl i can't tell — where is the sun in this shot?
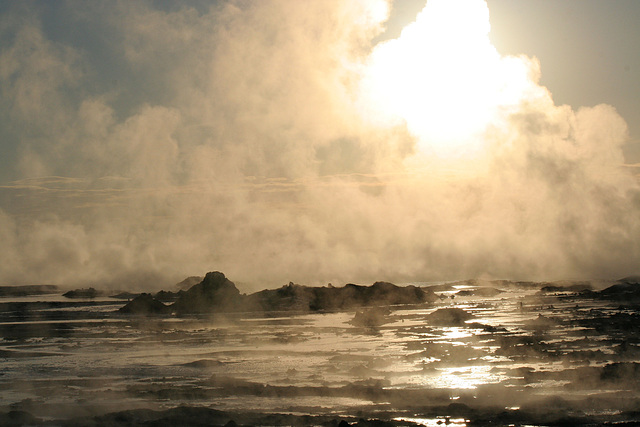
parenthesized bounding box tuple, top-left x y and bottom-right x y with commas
(360, 0, 532, 157)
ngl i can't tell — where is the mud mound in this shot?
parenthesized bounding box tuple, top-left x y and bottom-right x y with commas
(426, 308, 474, 326)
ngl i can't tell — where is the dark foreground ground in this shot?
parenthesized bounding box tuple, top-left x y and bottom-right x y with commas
(2, 276, 640, 426)
(5, 403, 640, 426)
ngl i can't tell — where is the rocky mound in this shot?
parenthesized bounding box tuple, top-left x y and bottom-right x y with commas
(170, 271, 243, 314)
(599, 279, 640, 299)
(350, 306, 392, 328)
(427, 308, 474, 326)
(577, 277, 640, 302)
(63, 287, 101, 299)
(119, 272, 438, 316)
(118, 293, 169, 315)
(248, 281, 437, 312)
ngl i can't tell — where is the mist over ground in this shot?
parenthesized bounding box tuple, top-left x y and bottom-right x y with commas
(0, 0, 638, 291)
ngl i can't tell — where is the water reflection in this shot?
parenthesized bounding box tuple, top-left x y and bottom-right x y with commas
(437, 326, 472, 341)
(1, 282, 640, 425)
(396, 417, 469, 427)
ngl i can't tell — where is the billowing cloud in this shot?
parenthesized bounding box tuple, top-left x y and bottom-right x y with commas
(0, 0, 638, 291)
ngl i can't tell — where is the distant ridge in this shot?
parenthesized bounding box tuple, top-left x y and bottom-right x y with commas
(119, 271, 437, 315)
(118, 293, 171, 315)
(618, 276, 640, 284)
(174, 276, 204, 290)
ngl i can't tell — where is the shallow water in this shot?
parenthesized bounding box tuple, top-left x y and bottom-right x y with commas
(1, 284, 639, 425)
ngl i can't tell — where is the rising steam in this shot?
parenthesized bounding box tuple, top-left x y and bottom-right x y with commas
(0, 0, 638, 291)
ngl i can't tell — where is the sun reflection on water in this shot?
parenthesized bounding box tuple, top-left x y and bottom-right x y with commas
(438, 327, 472, 341)
(400, 364, 507, 390)
(395, 417, 469, 426)
(433, 365, 503, 389)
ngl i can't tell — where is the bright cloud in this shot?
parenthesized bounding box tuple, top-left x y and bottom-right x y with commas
(0, 1, 637, 291)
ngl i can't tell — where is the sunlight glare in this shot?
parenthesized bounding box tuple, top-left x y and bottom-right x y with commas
(361, 0, 533, 157)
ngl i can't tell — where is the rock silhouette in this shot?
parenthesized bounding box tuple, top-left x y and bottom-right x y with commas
(170, 271, 243, 314)
(350, 306, 392, 328)
(62, 287, 100, 299)
(426, 307, 474, 326)
(598, 277, 640, 300)
(119, 272, 437, 315)
(247, 280, 437, 313)
(118, 293, 168, 315)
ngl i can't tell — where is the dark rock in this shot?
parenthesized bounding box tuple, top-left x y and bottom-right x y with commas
(248, 280, 436, 313)
(599, 362, 640, 382)
(63, 287, 100, 299)
(599, 280, 640, 300)
(119, 293, 168, 315)
(249, 282, 315, 312)
(583, 277, 640, 303)
(0, 410, 41, 427)
(119, 271, 438, 316)
(618, 275, 640, 284)
(446, 402, 473, 415)
(573, 311, 640, 334)
(351, 306, 392, 328)
(426, 308, 474, 326)
(527, 314, 559, 332)
(170, 272, 242, 314)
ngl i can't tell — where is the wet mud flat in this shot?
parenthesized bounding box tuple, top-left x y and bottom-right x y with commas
(1, 279, 640, 426)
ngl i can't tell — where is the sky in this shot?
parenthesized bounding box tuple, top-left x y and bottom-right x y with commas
(0, 0, 638, 291)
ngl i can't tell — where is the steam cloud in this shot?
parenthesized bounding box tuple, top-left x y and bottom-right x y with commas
(0, 0, 638, 291)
